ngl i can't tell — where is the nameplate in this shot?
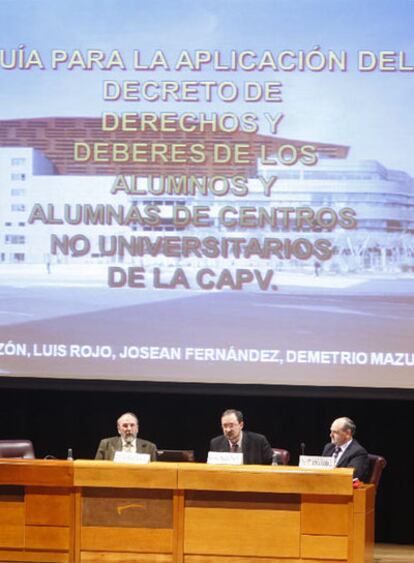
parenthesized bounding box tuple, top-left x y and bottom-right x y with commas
(113, 451, 151, 464)
(207, 451, 243, 465)
(299, 455, 335, 469)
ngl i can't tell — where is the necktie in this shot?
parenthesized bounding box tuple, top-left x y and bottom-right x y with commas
(333, 446, 341, 464)
(230, 443, 239, 453)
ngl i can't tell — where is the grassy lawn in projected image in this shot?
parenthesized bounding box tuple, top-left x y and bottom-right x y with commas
(0, 269, 414, 387)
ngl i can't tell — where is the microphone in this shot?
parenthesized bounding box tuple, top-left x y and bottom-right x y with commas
(300, 442, 306, 456)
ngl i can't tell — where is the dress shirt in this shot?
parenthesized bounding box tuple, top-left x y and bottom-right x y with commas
(228, 432, 243, 452)
(334, 439, 352, 466)
(122, 438, 137, 452)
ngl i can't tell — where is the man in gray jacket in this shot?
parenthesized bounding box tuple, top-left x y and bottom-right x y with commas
(95, 411, 157, 461)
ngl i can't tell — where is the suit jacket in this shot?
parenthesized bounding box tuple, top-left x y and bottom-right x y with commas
(209, 431, 273, 465)
(322, 439, 369, 481)
(95, 436, 157, 461)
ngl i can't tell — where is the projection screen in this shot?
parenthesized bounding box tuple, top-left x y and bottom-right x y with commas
(1, 0, 414, 389)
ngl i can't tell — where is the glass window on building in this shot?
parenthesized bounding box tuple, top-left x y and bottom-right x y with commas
(5, 235, 25, 244)
(11, 203, 26, 211)
(11, 158, 26, 166)
(12, 253, 25, 262)
(11, 173, 26, 181)
(11, 188, 26, 196)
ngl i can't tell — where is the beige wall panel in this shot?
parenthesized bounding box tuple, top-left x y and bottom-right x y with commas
(81, 552, 173, 563)
(26, 488, 72, 526)
(0, 500, 25, 526)
(301, 495, 350, 535)
(81, 526, 172, 553)
(25, 525, 70, 550)
(0, 525, 24, 548)
(301, 534, 348, 560)
(184, 507, 300, 557)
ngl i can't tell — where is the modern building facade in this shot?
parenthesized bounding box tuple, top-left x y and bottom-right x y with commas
(1, 118, 413, 274)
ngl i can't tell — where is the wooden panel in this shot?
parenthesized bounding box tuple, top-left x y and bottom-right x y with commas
(354, 509, 375, 563)
(186, 490, 300, 510)
(172, 489, 185, 563)
(81, 553, 173, 562)
(366, 508, 375, 563)
(81, 527, 172, 553)
(82, 488, 172, 528)
(301, 495, 350, 535)
(74, 490, 82, 563)
(352, 514, 374, 563)
(0, 459, 73, 486)
(0, 525, 24, 548)
(301, 534, 348, 560)
(298, 560, 347, 563)
(184, 506, 300, 557)
(354, 485, 376, 513)
(74, 461, 177, 489)
(0, 549, 69, 562)
(178, 463, 354, 496)
(353, 486, 375, 563)
(25, 525, 70, 550)
(185, 557, 301, 563)
(26, 487, 72, 526)
(0, 500, 25, 525)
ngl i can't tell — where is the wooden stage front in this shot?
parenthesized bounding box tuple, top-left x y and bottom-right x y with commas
(0, 458, 378, 563)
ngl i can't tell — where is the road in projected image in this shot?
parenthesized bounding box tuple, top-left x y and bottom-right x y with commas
(1, 275, 413, 389)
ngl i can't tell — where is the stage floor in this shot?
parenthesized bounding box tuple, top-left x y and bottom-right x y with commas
(375, 544, 414, 562)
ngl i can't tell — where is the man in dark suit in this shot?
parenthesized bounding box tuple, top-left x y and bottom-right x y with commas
(322, 417, 369, 481)
(209, 409, 273, 465)
(95, 411, 157, 461)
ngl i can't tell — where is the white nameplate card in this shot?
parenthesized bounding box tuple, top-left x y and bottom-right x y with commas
(299, 455, 335, 470)
(207, 451, 243, 465)
(113, 451, 151, 464)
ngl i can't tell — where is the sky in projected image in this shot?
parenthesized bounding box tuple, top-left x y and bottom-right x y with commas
(1, 0, 414, 173)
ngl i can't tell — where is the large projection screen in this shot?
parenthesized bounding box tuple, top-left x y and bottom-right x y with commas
(1, 1, 414, 389)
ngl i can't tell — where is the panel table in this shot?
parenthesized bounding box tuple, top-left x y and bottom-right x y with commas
(0, 460, 374, 563)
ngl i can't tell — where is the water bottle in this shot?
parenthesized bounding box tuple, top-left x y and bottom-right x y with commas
(67, 448, 73, 460)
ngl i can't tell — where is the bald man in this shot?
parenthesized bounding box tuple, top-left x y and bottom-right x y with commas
(322, 417, 369, 481)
